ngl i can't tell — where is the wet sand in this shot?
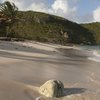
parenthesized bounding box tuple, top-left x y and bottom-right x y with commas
(0, 41, 100, 100)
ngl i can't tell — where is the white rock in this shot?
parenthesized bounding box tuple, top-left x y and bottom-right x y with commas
(39, 80, 64, 97)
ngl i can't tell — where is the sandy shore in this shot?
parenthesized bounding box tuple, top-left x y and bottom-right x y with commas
(0, 40, 100, 100)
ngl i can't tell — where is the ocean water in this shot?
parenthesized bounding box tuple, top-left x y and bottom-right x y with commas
(78, 45, 100, 62)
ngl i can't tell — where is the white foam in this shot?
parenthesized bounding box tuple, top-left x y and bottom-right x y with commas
(88, 50, 100, 62)
(93, 50, 100, 57)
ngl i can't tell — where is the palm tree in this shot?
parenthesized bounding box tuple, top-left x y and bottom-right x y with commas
(0, 1, 18, 37)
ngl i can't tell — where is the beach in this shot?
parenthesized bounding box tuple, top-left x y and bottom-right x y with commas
(0, 40, 100, 100)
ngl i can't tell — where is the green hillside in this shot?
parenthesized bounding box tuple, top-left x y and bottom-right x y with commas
(82, 22, 100, 45)
(0, 11, 97, 45)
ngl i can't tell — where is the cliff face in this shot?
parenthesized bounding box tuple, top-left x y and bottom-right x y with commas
(0, 11, 98, 45)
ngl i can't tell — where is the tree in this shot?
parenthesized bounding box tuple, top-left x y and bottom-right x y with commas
(0, 1, 18, 37)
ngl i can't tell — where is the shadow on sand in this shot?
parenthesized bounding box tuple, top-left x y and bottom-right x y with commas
(63, 88, 86, 96)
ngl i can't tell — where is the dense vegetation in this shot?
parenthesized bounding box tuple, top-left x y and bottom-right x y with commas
(82, 22, 100, 45)
(0, 10, 99, 45)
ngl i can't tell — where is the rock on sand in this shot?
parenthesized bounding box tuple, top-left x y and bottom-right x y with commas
(39, 80, 64, 97)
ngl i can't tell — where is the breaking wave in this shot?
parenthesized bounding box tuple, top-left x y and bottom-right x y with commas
(88, 50, 100, 62)
(77, 45, 100, 62)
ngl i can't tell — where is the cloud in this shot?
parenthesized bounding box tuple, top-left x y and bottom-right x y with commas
(50, 0, 78, 21)
(27, 0, 48, 12)
(0, 0, 100, 23)
(24, 0, 78, 22)
(75, 13, 94, 23)
(93, 7, 100, 22)
(51, 0, 68, 13)
(1, 0, 78, 22)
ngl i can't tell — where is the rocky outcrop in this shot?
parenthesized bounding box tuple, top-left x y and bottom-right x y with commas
(39, 80, 64, 97)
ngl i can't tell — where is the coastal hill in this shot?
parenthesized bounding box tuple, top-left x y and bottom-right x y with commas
(0, 11, 99, 45)
(82, 22, 100, 45)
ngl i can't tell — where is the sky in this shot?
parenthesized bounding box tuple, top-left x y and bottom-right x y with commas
(0, 0, 100, 23)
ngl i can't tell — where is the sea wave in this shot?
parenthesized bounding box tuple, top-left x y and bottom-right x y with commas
(88, 50, 100, 62)
(77, 45, 100, 62)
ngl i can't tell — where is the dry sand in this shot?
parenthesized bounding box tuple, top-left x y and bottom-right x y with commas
(0, 40, 100, 100)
